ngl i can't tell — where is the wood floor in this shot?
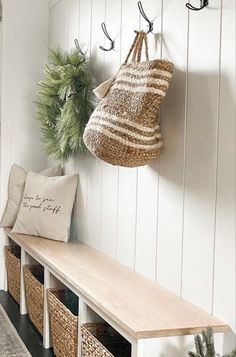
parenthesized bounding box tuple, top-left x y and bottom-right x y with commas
(0, 291, 54, 357)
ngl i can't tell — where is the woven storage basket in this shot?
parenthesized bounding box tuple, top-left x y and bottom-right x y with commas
(23, 265, 44, 335)
(5, 246, 21, 304)
(81, 323, 131, 357)
(83, 31, 174, 167)
(47, 289, 78, 357)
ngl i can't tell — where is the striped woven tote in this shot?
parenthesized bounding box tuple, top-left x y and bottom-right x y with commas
(83, 31, 174, 167)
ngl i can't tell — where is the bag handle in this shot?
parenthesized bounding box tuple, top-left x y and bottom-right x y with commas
(124, 32, 140, 64)
(124, 31, 149, 64)
(136, 32, 149, 62)
(143, 32, 149, 61)
(132, 31, 144, 62)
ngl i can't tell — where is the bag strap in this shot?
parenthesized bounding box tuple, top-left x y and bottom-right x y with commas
(124, 32, 140, 64)
(132, 31, 144, 62)
(134, 32, 149, 63)
(143, 32, 149, 61)
(124, 31, 149, 64)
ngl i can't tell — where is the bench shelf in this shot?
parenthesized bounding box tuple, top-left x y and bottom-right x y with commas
(4, 228, 228, 357)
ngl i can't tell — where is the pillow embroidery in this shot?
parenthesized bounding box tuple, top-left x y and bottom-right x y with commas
(22, 194, 62, 215)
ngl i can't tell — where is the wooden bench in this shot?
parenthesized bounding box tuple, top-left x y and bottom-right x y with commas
(4, 228, 228, 357)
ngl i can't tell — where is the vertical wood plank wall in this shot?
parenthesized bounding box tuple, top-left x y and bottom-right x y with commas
(0, 0, 49, 289)
(49, 0, 236, 352)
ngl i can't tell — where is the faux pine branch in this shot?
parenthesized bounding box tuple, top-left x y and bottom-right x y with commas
(188, 327, 236, 357)
(37, 46, 95, 163)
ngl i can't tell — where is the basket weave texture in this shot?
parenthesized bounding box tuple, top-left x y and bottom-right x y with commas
(47, 289, 78, 357)
(83, 31, 174, 167)
(23, 265, 44, 335)
(5, 246, 21, 304)
(81, 323, 131, 357)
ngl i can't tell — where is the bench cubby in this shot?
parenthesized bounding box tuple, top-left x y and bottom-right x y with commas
(5, 244, 21, 304)
(81, 322, 131, 357)
(4, 228, 229, 357)
(47, 287, 79, 357)
(79, 304, 131, 357)
(23, 264, 44, 335)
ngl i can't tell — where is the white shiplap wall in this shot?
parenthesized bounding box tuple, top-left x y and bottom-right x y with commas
(0, 0, 49, 289)
(49, 0, 236, 353)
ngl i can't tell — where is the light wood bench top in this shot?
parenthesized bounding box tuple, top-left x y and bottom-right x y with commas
(5, 228, 228, 339)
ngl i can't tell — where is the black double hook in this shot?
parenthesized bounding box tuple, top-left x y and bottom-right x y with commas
(99, 1, 153, 52)
(186, 0, 209, 11)
(74, 39, 85, 56)
(99, 23, 115, 51)
(135, 1, 153, 34)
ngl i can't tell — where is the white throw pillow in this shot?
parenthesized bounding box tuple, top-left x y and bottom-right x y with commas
(1, 164, 62, 228)
(12, 172, 78, 242)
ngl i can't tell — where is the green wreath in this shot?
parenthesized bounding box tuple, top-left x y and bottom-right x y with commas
(37, 45, 94, 163)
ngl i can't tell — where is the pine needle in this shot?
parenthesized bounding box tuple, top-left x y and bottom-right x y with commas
(188, 327, 236, 357)
(36, 43, 95, 162)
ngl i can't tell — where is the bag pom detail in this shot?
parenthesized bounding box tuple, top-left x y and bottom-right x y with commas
(93, 76, 116, 99)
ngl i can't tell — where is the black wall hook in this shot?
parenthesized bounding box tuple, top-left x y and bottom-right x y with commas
(99, 23, 115, 51)
(186, 0, 208, 11)
(135, 1, 153, 34)
(74, 39, 85, 56)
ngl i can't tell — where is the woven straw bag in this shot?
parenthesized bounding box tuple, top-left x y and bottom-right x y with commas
(83, 31, 174, 167)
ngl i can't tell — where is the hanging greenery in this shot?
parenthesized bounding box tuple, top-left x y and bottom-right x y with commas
(37, 44, 94, 162)
(188, 327, 236, 357)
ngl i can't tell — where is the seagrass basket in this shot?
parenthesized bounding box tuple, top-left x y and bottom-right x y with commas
(5, 245, 21, 304)
(81, 323, 131, 357)
(23, 265, 44, 335)
(47, 288, 79, 357)
(83, 31, 174, 168)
